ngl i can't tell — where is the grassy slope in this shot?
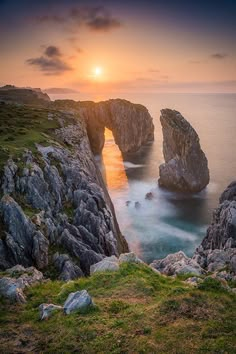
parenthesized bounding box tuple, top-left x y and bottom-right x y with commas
(0, 102, 78, 171)
(0, 263, 235, 353)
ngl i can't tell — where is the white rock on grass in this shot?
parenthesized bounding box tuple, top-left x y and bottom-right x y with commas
(39, 303, 63, 320)
(63, 290, 93, 315)
(90, 256, 119, 274)
(0, 266, 43, 303)
(119, 252, 143, 264)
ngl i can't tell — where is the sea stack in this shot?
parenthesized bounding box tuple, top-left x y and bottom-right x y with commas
(158, 109, 209, 193)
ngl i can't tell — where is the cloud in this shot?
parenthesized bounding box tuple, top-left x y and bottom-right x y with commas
(210, 53, 228, 60)
(26, 46, 72, 75)
(36, 6, 122, 32)
(44, 45, 62, 58)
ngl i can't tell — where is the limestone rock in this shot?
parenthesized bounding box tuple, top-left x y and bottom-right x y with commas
(63, 290, 93, 315)
(0, 266, 43, 303)
(158, 109, 209, 193)
(90, 256, 119, 274)
(119, 252, 143, 264)
(194, 181, 236, 274)
(60, 99, 155, 154)
(39, 303, 63, 320)
(53, 253, 83, 281)
(150, 251, 204, 276)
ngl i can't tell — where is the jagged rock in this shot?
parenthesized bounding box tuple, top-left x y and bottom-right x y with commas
(150, 251, 204, 276)
(0, 277, 26, 303)
(63, 290, 93, 315)
(73, 99, 155, 154)
(194, 181, 236, 274)
(39, 303, 63, 320)
(0, 195, 48, 269)
(119, 252, 143, 264)
(0, 266, 43, 303)
(90, 256, 119, 274)
(134, 201, 141, 209)
(53, 253, 83, 281)
(0, 107, 129, 274)
(158, 109, 209, 193)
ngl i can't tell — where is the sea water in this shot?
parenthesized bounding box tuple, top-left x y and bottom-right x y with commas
(50, 92, 236, 263)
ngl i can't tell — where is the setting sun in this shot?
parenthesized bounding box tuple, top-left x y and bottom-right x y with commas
(94, 67, 102, 77)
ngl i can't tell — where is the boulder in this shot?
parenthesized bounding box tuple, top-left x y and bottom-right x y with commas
(119, 252, 143, 264)
(63, 290, 93, 315)
(39, 303, 63, 320)
(0, 265, 43, 303)
(158, 109, 209, 193)
(90, 256, 119, 274)
(150, 251, 204, 276)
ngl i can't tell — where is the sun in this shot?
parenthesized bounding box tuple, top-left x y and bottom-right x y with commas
(94, 66, 102, 77)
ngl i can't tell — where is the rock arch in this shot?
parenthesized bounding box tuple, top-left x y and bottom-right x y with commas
(76, 99, 154, 154)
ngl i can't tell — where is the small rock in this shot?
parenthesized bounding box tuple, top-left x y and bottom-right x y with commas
(90, 256, 119, 274)
(119, 252, 143, 264)
(63, 290, 93, 315)
(134, 201, 141, 209)
(0, 277, 26, 303)
(145, 192, 154, 200)
(185, 277, 203, 286)
(126, 201, 131, 206)
(39, 303, 63, 320)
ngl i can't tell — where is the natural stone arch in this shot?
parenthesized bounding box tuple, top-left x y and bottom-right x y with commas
(76, 99, 154, 154)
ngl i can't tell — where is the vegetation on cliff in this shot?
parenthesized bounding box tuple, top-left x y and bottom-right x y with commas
(0, 262, 235, 353)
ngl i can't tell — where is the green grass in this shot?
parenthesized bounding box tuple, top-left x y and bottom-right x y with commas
(0, 262, 235, 353)
(0, 102, 78, 171)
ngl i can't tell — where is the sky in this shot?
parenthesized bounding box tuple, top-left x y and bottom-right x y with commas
(0, 0, 236, 93)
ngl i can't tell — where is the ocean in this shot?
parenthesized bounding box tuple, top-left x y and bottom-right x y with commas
(49, 92, 236, 263)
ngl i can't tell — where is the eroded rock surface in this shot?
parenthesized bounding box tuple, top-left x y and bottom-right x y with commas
(158, 109, 209, 193)
(194, 181, 236, 273)
(0, 266, 43, 303)
(54, 99, 154, 154)
(0, 109, 128, 276)
(63, 290, 93, 315)
(150, 251, 204, 276)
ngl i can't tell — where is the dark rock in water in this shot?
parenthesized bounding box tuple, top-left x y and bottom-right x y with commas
(126, 201, 131, 206)
(194, 181, 236, 273)
(54, 99, 154, 154)
(158, 109, 209, 193)
(145, 192, 154, 200)
(134, 201, 141, 209)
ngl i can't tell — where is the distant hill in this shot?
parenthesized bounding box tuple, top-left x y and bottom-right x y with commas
(0, 85, 50, 105)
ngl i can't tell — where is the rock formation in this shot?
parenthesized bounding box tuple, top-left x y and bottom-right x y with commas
(0, 85, 50, 105)
(53, 99, 154, 154)
(158, 109, 209, 193)
(193, 181, 236, 273)
(0, 102, 129, 278)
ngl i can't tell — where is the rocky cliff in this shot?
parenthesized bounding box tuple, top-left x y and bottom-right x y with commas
(0, 102, 128, 279)
(193, 181, 236, 273)
(158, 109, 209, 193)
(53, 99, 154, 154)
(0, 85, 50, 105)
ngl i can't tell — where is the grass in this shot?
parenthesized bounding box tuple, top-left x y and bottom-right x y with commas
(0, 102, 78, 171)
(0, 262, 235, 353)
